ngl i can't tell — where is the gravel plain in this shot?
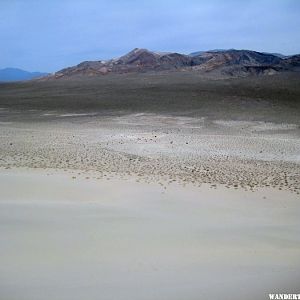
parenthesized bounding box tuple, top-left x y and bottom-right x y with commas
(0, 112, 299, 194)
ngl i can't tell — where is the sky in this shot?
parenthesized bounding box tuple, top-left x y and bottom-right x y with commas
(1, 0, 300, 72)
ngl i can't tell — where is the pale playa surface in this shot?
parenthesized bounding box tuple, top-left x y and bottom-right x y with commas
(0, 169, 300, 300)
(0, 113, 300, 193)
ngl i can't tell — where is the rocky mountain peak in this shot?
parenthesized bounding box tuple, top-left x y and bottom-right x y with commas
(47, 48, 299, 80)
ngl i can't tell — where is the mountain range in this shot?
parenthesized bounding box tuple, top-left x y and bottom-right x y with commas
(2, 49, 299, 82)
(50, 48, 300, 80)
(0, 68, 48, 82)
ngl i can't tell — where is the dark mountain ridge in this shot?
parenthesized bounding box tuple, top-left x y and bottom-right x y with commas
(47, 48, 300, 79)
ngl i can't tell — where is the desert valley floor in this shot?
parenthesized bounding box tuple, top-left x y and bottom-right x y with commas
(0, 73, 300, 299)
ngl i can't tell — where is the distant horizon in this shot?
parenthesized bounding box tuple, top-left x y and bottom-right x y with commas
(1, 47, 299, 73)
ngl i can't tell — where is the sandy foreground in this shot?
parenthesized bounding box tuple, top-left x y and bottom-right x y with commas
(0, 168, 300, 300)
(0, 113, 300, 299)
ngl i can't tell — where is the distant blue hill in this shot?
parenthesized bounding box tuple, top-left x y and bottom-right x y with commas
(0, 68, 48, 82)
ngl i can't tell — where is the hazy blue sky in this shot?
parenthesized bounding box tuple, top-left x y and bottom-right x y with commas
(1, 0, 299, 72)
